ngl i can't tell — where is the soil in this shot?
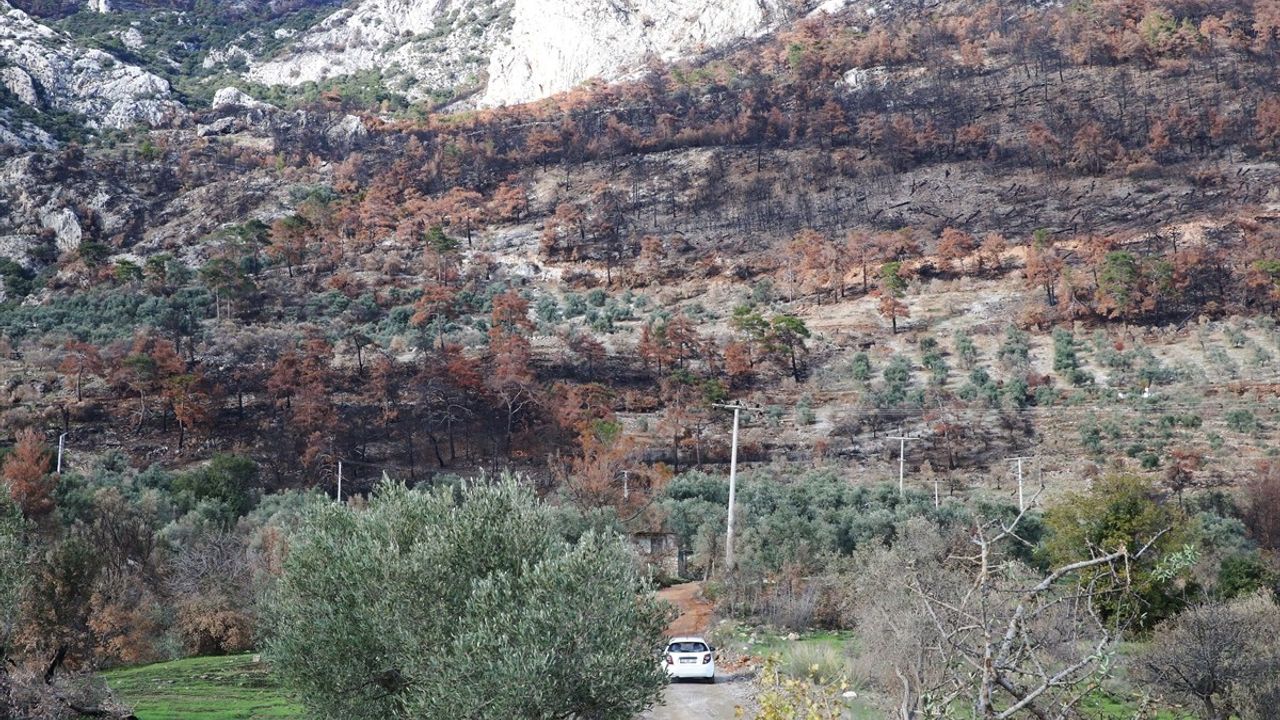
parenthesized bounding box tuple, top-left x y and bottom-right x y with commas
(659, 582, 714, 637)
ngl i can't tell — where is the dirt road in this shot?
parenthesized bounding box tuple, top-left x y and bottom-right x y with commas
(640, 582, 753, 720)
(641, 679, 752, 720)
(658, 582, 714, 637)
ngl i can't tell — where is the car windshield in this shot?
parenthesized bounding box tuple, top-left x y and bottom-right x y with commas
(668, 641, 709, 653)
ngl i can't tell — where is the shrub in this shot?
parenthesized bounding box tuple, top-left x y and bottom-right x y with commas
(1226, 409, 1260, 434)
(795, 399, 815, 426)
(952, 329, 978, 369)
(998, 325, 1030, 369)
(265, 479, 668, 720)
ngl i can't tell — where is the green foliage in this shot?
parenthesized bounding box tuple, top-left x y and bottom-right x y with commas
(795, 398, 815, 426)
(534, 294, 561, 323)
(998, 325, 1030, 369)
(1217, 552, 1273, 599)
(958, 366, 1000, 407)
(849, 352, 872, 382)
(1041, 475, 1193, 627)
(171, 454, 260, 526)
(424, 225, 459, 255)
(662, 470, 1009, 576)
(1226, 409, 1260, 434)
(953, 329, 978, 369)
(879, 355, 914, 407)
(1052, 327, 1091, 384)
(921, 346, 948, 386)
(0, 257, 36, 299)
(264, 478, 668, 720)
(563, 292, 587, 318)
(879, 261, 906, 296)
(0, 284, 213, 343)
(79, 241, 112, 266)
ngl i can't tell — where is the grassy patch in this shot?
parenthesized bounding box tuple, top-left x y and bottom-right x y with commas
(103, 654, 301, 720)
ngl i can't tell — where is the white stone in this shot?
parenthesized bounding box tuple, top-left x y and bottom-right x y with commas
(211, 86, 276, 112)
(120, 27, 144, 50)
(0, 66, 38, 107)
(481, 0, 787, 107)
(0, 0, 185, 130)
(39, 208, 82, 253)
(197, 116, 240, 136)
(247, 0, 794, 108)
(325, 114, 367, 146)
(0, 234, 38, 265)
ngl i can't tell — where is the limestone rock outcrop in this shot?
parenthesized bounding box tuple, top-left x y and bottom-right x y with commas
(0, 0, 184, 135)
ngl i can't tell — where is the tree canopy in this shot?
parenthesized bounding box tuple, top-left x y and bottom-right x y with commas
(264, 477, 669, 720)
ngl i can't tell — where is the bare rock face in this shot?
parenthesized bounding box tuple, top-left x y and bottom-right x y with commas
(480, 0, 787, 106)
(247, 0, 795, 107)
(0, 0, 185, 131)
(211, 86, 276, 113)
(39, 207, 82, 253)
(248, 0, 511, 100)
(1, 66, 39, 106)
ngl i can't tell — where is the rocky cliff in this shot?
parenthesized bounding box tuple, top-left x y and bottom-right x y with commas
(481, 0, 787, 106)
(247, 0, 794, 106)
(0, 0, 184, 141)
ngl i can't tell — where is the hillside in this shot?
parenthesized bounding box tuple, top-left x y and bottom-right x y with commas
(2, 0, 1280, 497)
(5, 0, 1280, 718)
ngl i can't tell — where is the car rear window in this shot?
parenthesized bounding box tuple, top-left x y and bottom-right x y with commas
(668, 641, 709, 653)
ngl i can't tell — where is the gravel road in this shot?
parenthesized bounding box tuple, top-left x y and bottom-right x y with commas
(640, 678, 752, 720)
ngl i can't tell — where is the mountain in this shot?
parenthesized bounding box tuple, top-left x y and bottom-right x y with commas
(246, 0, 795, 106)
(0, 0, 184, 143)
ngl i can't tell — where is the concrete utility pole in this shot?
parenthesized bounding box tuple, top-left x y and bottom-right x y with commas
(56, 432, 67, 474)
(1008, 456, 1032, 511)
(713, 403, 753, 574)
(336, 460, 343, 503)
(886, 430, 918, 497)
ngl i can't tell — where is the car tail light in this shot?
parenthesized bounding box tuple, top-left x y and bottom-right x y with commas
(702, 653, 712, 664)
(665, 654, 673, 665)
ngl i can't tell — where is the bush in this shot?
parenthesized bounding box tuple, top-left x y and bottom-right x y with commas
(1226, 409, 1260, 434)
(265, 478, 668, 720)
(172, 454, 259, 524)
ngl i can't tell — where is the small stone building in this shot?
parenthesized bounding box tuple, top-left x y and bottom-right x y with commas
(630, 531, 684, 579)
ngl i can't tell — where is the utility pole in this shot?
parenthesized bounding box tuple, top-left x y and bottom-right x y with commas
(56, 432, 67, 474)
(713, 403, 752, 574)
(886, 430, 918, 497)
(1008, 456, 1032, 511)
(336, 460, 343, 503)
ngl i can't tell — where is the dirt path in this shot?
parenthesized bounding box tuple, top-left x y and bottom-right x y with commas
(641, 582, 753, 720)
(658, 582, 714, 637)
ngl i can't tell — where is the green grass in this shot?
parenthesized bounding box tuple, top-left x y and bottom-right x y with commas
(102, 654, 301, 720)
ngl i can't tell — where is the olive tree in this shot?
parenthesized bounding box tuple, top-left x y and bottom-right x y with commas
(264, 478, 669, 720)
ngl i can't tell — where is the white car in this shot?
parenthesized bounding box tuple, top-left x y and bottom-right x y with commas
(663, 636, 716, 682)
